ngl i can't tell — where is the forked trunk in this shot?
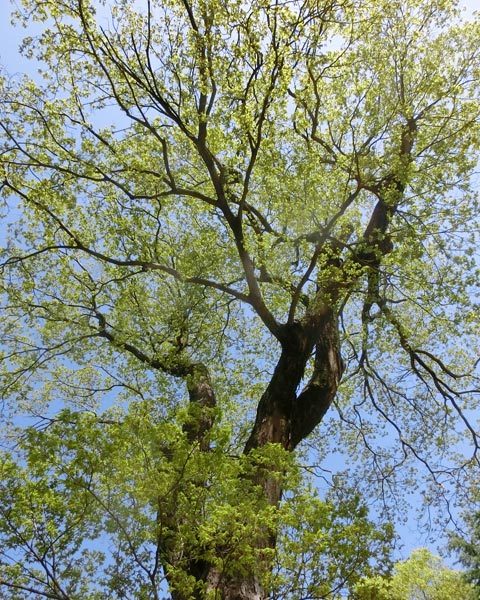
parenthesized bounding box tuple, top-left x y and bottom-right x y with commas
(198, 311, 344, 599)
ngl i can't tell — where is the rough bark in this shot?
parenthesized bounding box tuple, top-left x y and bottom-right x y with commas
(290, 312, 344, 448)
(205, 570, 265, 600)
(246, 308, 343, 454)
(184, 362, 217, 450)
(245, 322, 314, 452)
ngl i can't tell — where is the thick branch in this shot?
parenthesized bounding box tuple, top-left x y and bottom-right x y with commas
(223, 211, 281, 337)
(0, 581, 64, 600)
(244, 322, 314, 456)
(94, 311, 217, 447)
(290, 310, 344, 448)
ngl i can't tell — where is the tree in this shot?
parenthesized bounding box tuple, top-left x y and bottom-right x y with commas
(449, 505, 480, 596)
(353, 548, 477, 600)
(0, 0, 479, 597)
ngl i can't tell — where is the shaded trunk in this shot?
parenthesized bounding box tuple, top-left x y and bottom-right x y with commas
(200, 310, 344, 599)
(290, 312, 344, 448)
(205, 571, 265, 600)
(165, 312, 343, 599)
(246, 308, 343, 455)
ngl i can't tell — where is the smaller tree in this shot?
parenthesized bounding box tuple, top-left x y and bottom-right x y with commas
(353, 548, 476, 600)
(449, 509, 480, 597)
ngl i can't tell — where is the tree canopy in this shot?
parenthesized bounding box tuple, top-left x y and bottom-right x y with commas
(0, 0, 479, 597)
(449, 500, 480, 597)
(354, 548, 476, 600)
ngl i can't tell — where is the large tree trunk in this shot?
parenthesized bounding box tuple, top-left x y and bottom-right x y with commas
(198, 308, 344, 599)
(246, 307, 343, 455)
(162, 306, 343, 599)
(205, 571, 265, 600)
